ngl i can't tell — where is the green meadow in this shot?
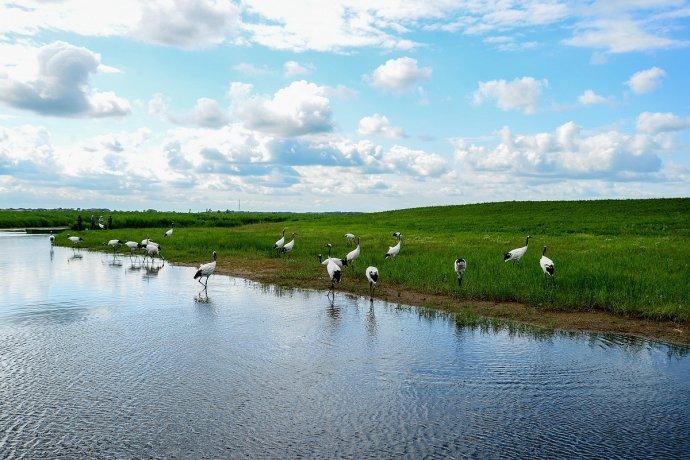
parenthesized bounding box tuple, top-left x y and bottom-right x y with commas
(10, 198, 690, 322)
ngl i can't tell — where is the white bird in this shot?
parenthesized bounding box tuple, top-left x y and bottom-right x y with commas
(346, 237, 361, 264)
(318, 244, 347, 268)
(385, 233, 402, 259)
(344, 233, 356, 245)
(504, 235, 531, 263)
(365, 266, 379, 299)
(326, 258, 342, 290)
(194, 251, 217, 289)
(124, 241, 142, 259)
(141, 238, 156, 247)
(281, 233, 296, 254)
(106, 239, 122, 254)
(454, 258, 467, 286)
(49, 235, 55, 244)
(164, 227, 173, 238)
(67, 235, 83, 249)
(98, 222, 105, 230)
(144, 242, 162, 264)
(273, 228, 286, 254)
(539, 246, 555, 278)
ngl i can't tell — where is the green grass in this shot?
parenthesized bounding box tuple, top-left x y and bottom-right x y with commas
(12, 198, 690, 322)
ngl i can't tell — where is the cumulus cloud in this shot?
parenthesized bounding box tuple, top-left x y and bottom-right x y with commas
(232, 80, 334, 136)
(357, 114, 405, 139)
(233, 62, 270, 76)
(283, 61, 314, 77)
(367, 57, 431, 92)
(454, 121, 673, 180)
(472, 76, 547, 115)
(135, 0, 241, 49)
(626, 67, 666, 94)
(578, 89, 607, 105)
(636, 112, 690, 134)
(0, 41, 130, 118)
(149, 94, 228, 128)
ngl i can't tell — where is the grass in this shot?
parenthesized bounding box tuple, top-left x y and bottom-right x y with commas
(11, 198, 690, 324)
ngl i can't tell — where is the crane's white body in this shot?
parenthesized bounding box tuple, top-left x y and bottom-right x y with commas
(282, 238, 295, 254)
(321, 257, 345, 268)
(326, 259, 341, 286)
(366, 266, 379, 298)
(274, 229, 286, 251)
(141, 238, 158, 248)
(346, 239, 360, 264)
(125, 241, 140, 250)
(454, 258, 467, 286)
(344, 233, 355, 244)
(385, 240, 401, 259)
(164, 228, 173, 238)
(504, 236, 531, 263)
(49, 235, 55, 244)
(68, 236, 83, 245)
(540, 247, 555, 277)
(107, 239, 121, 249)
(145, 243, 160, 258)
(194, 251, 217, 289)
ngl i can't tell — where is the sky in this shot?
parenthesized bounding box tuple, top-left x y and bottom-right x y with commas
(0, 0, 689, 212)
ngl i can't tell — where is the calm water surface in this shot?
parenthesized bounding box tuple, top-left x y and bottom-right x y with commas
(0, 233, 688, 459)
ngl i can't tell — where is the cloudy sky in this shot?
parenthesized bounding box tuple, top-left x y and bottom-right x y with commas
(1, 1, 689, 211)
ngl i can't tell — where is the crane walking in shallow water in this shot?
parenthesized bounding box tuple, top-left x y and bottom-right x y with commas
(365, 266, 379, 300)
(326, 258, 341, 295)
(194, 251, 217, 290)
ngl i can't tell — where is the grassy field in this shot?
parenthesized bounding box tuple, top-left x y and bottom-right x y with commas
(13, 199, 690, 324)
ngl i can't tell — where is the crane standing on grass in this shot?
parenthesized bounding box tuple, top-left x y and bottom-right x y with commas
(504, 236, 531, 263)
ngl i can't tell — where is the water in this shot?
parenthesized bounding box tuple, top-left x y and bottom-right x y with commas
(0, 233, 688, 459)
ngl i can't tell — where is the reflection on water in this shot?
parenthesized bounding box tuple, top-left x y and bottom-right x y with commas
(0, 232, 689, 458)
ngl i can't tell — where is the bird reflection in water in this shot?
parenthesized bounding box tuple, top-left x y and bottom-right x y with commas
(68, 253, 83, 262)
(365, 299, 377, 338)
(143, 263, 164, 279)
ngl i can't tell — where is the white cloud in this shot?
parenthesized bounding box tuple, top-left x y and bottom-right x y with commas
(149, 94, 228, 128)
(367, 57, 431, 92)
(357, 114, 405, 139)
(232, 80, 334, 136)
(381, 145, 447, 177)
(454, 121, 672, 179)
(233, 62, 270, 76)
(134, 0, 241, 49)
(636, 112, 690, 134)
(0, 41, 130, 118)
(565, 18, 687, 53)
(578, 89, 607, 105)
(283, 61, 314, 77)
(472, 76, 547, 115)
(626, 67, 666, 94)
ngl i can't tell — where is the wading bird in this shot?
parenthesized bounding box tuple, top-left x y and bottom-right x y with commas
(346, 237, 361, 265)
(194, 251, 217, 290)
(366, 266, 379, 299)
(67, 235, 83, 250)
(326, 258, 341, 292)
(344, 233, 356, 245)
(144, 242, 162, 264)
(49, 235, 55, 244)
(318, 243, 347, 268)
(454, 258, 467, 286)
(385, 233, 402, 259)
(281, 233, 296, 255)
(540, 246, 555, 279)
(274, 228, 286, 254)
(504, 235, 531, 263)
(106, 239, 122, 254)
(164, 224, 173, 238)
(124, 241, 142, 260)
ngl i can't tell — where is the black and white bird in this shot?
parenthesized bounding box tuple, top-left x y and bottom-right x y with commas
(365, 266, 379, 299)
(385, 233, 402, 259)
(539, 246, 555, 278)
(454, 258, 467, 286)
(344, 233, 356, 245)
(49, 235, 55, 244)
(281, 233, 296, 254)
(326, 258, 342, 290)
(144, 242, 162, 264)
(106, 239, 122, 254)
(318, 244, 347, 268)
(504, 235, 531, 263)
(164, 224, 173, 238)
(67, 235, 83, 249)
(141, 237, 156, 247)
(194, 251, 217, 289)
(124, 241, 142, 259)
(274, 228, 286, 254)
(346, 237, 361, 265)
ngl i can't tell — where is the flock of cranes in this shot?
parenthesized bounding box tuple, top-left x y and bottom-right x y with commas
(61, 224, 556, 301)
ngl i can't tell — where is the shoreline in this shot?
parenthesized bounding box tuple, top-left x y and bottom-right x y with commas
(203, 259, 689, 346)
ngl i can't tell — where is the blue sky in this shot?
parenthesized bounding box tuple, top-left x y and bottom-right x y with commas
(0, 1, 689, 211)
